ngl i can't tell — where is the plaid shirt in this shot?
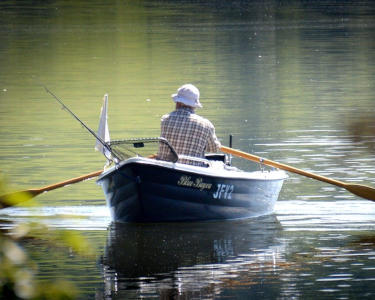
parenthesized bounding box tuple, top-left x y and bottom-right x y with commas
(158, 107, 221, 165)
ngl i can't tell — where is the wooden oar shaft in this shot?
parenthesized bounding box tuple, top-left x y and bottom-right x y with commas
(220, 146, 346, 188)
(34, 170, 103, 194)
(220, 146, 375, 201)
(0, 170, 103, 209)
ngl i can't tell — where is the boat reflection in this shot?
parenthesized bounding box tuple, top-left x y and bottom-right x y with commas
(101, 215, 285, 299)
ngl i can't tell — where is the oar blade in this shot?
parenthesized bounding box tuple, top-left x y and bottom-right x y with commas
(0, 189, 40, 209)
(0, 170, 103, 209)
(346, 184, 375, 201)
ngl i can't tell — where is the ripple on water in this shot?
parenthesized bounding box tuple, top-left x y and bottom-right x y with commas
(0, 205, 111, 230)
(276, 200, 375, 232)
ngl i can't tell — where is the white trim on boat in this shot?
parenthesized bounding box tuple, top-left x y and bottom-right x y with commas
(99, 156, 288, 181)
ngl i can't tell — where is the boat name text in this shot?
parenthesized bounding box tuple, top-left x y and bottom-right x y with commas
(177, 176, 212, 191)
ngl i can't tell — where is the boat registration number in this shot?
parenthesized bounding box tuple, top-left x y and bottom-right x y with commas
(213, 184, 234, 200)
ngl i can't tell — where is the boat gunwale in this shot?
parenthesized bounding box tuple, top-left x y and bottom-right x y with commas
(97, 156, 289, 182)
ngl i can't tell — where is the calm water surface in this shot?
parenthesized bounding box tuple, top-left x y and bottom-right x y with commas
(1, 0, 375, 299)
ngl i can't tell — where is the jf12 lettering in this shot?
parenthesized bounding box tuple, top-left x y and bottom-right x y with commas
(213, 183, 234, 200)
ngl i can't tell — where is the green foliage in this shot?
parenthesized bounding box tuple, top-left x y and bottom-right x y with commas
(0, 224, 81, 300)
(0, 180, 93, 299)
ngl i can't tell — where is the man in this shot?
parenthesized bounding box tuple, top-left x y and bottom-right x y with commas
(157, 84, 221, 166)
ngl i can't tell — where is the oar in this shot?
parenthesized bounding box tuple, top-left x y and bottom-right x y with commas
(220, 145, 375, 201)
(0, 170, 103, 209)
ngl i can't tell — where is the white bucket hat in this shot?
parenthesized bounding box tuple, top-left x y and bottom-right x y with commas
(171, 84, 202, 108)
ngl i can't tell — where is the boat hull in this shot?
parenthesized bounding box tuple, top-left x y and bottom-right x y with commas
(97, 158, 287, 222)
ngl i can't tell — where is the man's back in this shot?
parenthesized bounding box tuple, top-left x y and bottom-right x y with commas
(158, 107, 220, 165)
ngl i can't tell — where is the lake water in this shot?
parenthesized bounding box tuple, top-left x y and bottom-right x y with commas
(1, 0, 375, 299)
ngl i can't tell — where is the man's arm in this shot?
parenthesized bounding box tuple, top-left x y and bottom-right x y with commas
(206, 125, 221, 153)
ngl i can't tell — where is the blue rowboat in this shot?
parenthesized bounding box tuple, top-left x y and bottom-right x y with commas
(97, 139, 287, 222)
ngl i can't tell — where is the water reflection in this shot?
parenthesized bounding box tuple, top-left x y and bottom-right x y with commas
(101, 215, 284, 299)
(348, 115, 375, 154)
(2, 202, 375, 298)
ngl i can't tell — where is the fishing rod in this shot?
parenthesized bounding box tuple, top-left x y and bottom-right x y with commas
(44, 86, 120, 162)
